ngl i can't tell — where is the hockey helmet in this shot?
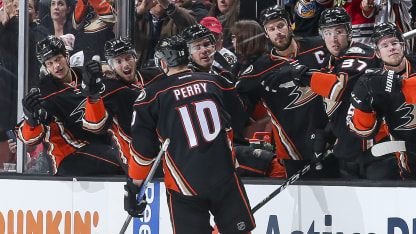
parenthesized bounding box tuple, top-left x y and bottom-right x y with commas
(36, 35, 67, 64)
(319, 7, 352, 33)
(104, 37, 136, 61)
(182, 24, 216, 46)
(154, 35, 189, 68)
(259, 5, 291, 27)
(371, 23, 404, 48)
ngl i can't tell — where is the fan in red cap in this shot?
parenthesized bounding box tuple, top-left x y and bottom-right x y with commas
(200, 16, 236, 69)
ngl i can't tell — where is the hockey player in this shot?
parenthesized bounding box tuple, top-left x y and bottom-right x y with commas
(275, 7, 393, 179)
(125, 35, 255, 233)
(348, 23, 416, 177)
(182, 24, 235, 82)
(236, 5, 334, 178)
(81, 37, 163, 173)
(15, 35, 123, 176)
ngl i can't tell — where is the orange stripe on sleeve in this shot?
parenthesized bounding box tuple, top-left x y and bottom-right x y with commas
(74, 0, 88, 24)
(402, 77, 416, 104)
(88, 0, 113, 15)
(352, 109, 376, 131)
(310, 72, 339, 98)
(85, 98, 106, 123)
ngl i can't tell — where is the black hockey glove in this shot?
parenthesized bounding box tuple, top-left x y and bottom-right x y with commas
(291, 64, 312, 87)
(124, 179, 147, 218)
(22, 88, 48, 127)
(362, 69, 402, 95)
(350, 77, 374, 113)
(261, 66, 297, 92)
(82, 60, 104, 101)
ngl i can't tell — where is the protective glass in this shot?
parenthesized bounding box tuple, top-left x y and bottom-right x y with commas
(190, 41, 215, 53)
(322, 30, 348, 38)
(378, 41, 405, 50)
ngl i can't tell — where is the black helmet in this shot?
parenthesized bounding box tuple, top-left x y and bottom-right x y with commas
(104, 37, 136, 61)
(36, 35, 67, 64)
(319, 7, 352, 33)
(371, 23, 404, 48)
(259, 5, 291, 27)
(154, 35, 189, 68)
(182, 24, 216, 46)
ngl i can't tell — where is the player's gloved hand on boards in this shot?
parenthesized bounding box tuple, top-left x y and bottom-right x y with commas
(362, 69, 402, 95)
(291, 64, 313, 87)
(350, 77, 374, 113)
(82, 60, 104, 101)
(22, 88, 48, 127)
(124, 179, 147, 218)
(261, 66, 298, 92)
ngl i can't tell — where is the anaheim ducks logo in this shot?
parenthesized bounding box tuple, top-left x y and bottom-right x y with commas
(284, 86, 318, 110)
(135, 89, 147, 102)
(70, 98, 87, 123)
(395, 103, 416, 130)
(295, 0, 316, 18)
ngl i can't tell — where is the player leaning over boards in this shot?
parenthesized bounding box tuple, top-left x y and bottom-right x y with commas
(236, 5, 334, 179)
(81, 37, 164, 173)
(272, 7, 398, 179)
(15, 35, 123, 176)
(125, 35, 255, 234)
(348, 23, 416, 178)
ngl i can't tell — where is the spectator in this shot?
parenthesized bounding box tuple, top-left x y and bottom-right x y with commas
(200, 16, 236, 71)
(292, 0, 329, 38)
(348, 22, 416, 179)
(182, 24, 234, 82)
(134, 0, 197, 68)
(126, 35, 255, 233)
(40, 0, 75, 37)
(230, 19, 267, 76)
(200, 0, 213, 10)
(171, 0, 208, 22)
(237, 6, 332, 179)
(208, 0, 240, 50)
(72, 0, 116, 62)
(16, 36, 123, 176)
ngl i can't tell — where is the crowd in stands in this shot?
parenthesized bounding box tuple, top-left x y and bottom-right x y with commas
(0, 0, 415, 180)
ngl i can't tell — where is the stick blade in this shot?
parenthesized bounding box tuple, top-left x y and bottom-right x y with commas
(371, 141, 406, 156)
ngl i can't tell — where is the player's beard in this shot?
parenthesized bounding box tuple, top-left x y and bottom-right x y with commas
(273, 31, 293, 51)
(384, 54, 405, 67)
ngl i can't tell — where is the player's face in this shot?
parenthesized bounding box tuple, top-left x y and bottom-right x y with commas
(265, 19, 292, 51)
(376, 35, 405, 67)
(45, 54, 71, 82)
(189, 37, 216, 71)
(112, 53, 137, 84)
(322, 25, 349, 57)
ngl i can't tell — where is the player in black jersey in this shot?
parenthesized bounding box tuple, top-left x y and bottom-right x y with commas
(236, 5, 334, 178)
(348, 23, 416, 178)
(16, 35, 123, 176)
(81, 37, 164, 174)
(182, 24, 235, 83)
(126, 35, 255, 234)
(275, 7, 394, 179)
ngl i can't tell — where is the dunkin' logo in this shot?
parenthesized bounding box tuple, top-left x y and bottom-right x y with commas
(0, 210, 99, 233)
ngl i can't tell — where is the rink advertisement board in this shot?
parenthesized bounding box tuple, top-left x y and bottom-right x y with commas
(0, 178, 416, 233)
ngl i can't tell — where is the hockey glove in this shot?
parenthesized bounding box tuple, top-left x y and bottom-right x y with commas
(261, 66, 298, 92)
(22, 88, 47, 127)
(350, 78, 374, 113)
(82, 60, 104, 101)
(124, 179, 147, 218)
(362, 69, 402, 95)
(291, 64, 312, 87)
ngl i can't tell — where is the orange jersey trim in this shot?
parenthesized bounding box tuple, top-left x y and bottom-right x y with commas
(402, 77, 416, 104)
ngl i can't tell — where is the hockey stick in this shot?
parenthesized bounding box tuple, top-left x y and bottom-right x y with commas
(251, 148, 332, 214)
(119, 138, 170, 234)
(371, 141, 406, 157)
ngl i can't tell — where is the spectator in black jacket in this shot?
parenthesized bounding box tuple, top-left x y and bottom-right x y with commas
(172, 0, 208, 22)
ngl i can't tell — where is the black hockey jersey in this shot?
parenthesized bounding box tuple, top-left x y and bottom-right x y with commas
(82, 68, 164, 176)
(309, 41, 383, 159)
(129, 71, 247, 195)
(236, 36, 329, 176)
(15, 67, 118, 173)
